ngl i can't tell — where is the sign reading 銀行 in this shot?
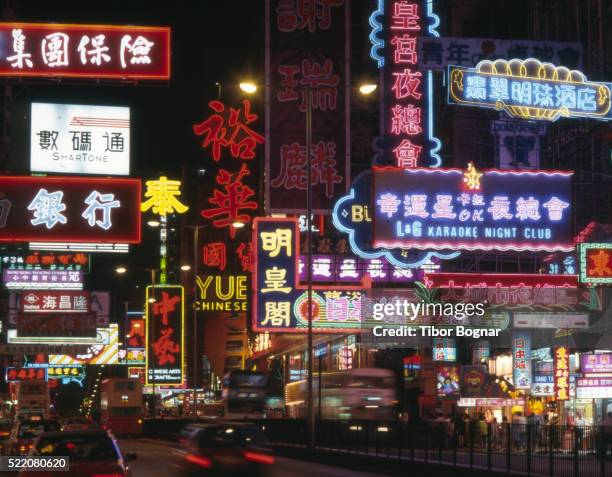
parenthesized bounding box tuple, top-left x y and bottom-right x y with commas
(373, 164, 573, 252)
(31, 103, 130, 176)
(448, 58, 612, 121)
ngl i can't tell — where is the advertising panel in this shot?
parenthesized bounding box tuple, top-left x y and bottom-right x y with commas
(20, 290, 90, 313)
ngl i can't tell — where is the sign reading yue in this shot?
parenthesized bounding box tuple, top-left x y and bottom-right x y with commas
(373, 165, 573, 252)
(31, 103, 130, 176)
(448, 58, 612, 121)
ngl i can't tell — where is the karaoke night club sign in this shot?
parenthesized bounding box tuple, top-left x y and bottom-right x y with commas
(448, 58, 612, 122)
(373, 164, 573, 252)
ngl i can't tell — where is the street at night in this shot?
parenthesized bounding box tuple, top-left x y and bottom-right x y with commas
(0, 1, 612, 476)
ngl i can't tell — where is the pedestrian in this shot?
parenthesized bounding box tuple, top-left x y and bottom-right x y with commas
(454, 413, 466, 447)
(477, 413, 488, 448)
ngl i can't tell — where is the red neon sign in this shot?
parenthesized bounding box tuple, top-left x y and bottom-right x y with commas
(0, 23, 170, 80)
(0, 176, 141, 243)
(202, 242, 227, 271)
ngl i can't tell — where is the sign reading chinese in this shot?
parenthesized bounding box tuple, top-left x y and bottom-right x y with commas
(418, 37, 583, 71)
(579, 243, 612, 284)
(0, 23, 170, 80)
(0, 176, 141, 243)
(194, 275, 248, 312)
(146, 285, 184, 385)
(581, 353, 612, 374)
(16, 313, 97, 337)
(512, 331, 532, 389)
(0, 252, 89, 271)
(253, 217, 363, 332)
(373, 165, 573, 252)
(432, 337, 456, 361)
(31, 103, 129, 176)
(448, 58, 612, 122)
(20, 290, 90, 313)
(5, 366, 47, 382)
(266, 0, 349, 212)
(3, 270, 84, 289)
(554, 346, 570, 401)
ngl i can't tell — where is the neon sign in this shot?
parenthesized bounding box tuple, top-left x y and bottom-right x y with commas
(194, 275, 248, 312)
(0, 252, 89, 271)
(554, 346, 570, 401)
(373, 165, 573, 252)
(512, 331, 531, 389)
(579, 243, 612, 284)
(0, 23, 170, 80)
(448, 58, 612, 121)
(20, 290, 90, 313)
(6, 367, 47, 382)
(141, 176, 188, 217)
(3, 269, 83, 290)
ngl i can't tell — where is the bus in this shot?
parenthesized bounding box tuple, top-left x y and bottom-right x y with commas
(222, 370, 269, 419)
(285, 368, 397, 420)
(100, 378, 143, 436)
(15, 381, 50, 419)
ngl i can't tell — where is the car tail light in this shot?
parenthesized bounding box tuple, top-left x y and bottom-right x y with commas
(185, 453, 212, 468)
(0, 431, 9, 437)
(244, 451, 275, 465)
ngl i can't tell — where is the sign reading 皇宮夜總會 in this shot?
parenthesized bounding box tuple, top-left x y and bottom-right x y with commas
(448, 58, 612, 122)
(31, 103, 130, 176)
(0, 23, 170, 80)
(373, 165, 573, 252)
(0, 176, 141, 244)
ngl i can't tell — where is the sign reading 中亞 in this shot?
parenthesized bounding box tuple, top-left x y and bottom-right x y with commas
(579, 243, 612, 284)
(373, 165, 573, 252)
(0, 176, 141, 244)
(448, 58, 612, 122)
(512, 331, 532, 389)
(0, 23, 170, 80)
(146, 285, 184, 385)
(253, 217, 364, 332)
(31, 103, 130, 175)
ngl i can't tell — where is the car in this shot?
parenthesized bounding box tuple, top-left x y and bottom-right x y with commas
(175, 421, 275, 476)
(61, 417, 89, 432)
(2, 418, 61, 456)
(19, 429, 137, 477)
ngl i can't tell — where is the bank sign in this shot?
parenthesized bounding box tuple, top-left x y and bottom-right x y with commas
(373, 165, 573, 252)
(448, 58, 612, 122)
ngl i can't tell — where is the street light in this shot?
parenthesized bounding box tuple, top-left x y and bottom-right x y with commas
(239, 81, 257, 94)
(359, 83, 377, 95)
(115, 266, 127, 275)
(147, 220, 160, 227)
(231, 220, 246, 229)
(180, 264, 191, 271)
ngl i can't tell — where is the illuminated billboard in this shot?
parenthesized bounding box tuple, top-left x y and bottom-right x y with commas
(3, 269, 84, 289)
(31, 103, 130, 176)
(0, 176, 141, 243)
(0, 23, 170, 80)
(579, 243, 612, 284)
(20, 290, 90, 313)
(373, 165, 573, 252)
(146, 285, 184, 385)
(448, 58, 612, 122)
(48, 324, 118, 365)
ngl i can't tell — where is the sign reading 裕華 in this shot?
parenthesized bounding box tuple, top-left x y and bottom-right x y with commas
(31, 103, 130, 176)
(373, 165, 573, 252)
(448, 58, 612, 122)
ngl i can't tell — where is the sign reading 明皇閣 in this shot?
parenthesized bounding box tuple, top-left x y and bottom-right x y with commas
(0, 176, 140, 243)
(448, 58, 612, 122)
(373, 165, 573, 252)
(0, 23, 170, 80)
(31, 103, 130, 176)
(146, 285, 184, 385)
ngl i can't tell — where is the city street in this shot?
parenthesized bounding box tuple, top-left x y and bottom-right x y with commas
(118, 438, 392, 477)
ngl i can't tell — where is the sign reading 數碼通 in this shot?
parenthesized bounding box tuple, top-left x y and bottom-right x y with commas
(373, 165, 573, 252)
(31, 103, 130, 176)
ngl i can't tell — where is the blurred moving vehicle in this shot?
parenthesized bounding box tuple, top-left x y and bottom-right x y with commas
(0, 419, 12, 448)
(222, 370, 269, 419)
(19, 429, 137, 477)
(285, 368, 397, 420)
(15, 381, 50, 419)
(2, 418, 61, 455)
(100, 377, 143, 436)
(175, 422, 275, 476)
(61, 417, 89, 432)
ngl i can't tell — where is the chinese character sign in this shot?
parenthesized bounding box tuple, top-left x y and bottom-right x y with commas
(141, 176, 188, 217)
(384, 0, 425, 168)
(20, 290, 90, 313)
(579, 243, 612, 284)
(448, 59, 612, 122)
(554, 346, 570, 401)
(30, 103, 130, 176)
(581, 353, 612, 374)
(146, 285, 184, 385)
(5, 367, 47, 382)
(266, 0, 349, 212)
(432, 337, 456, 361)
(0, 23, 170, 80)
(16, 313, 97, 338)
(0, 176, 141, 243)
(3, 270, 84, 290)
(373, 165, 573, 252)
(0, 252, 89, 271)
(512, 331, 532, 389)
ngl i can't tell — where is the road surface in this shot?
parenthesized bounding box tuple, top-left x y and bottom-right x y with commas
(118, 438, 394, 477)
